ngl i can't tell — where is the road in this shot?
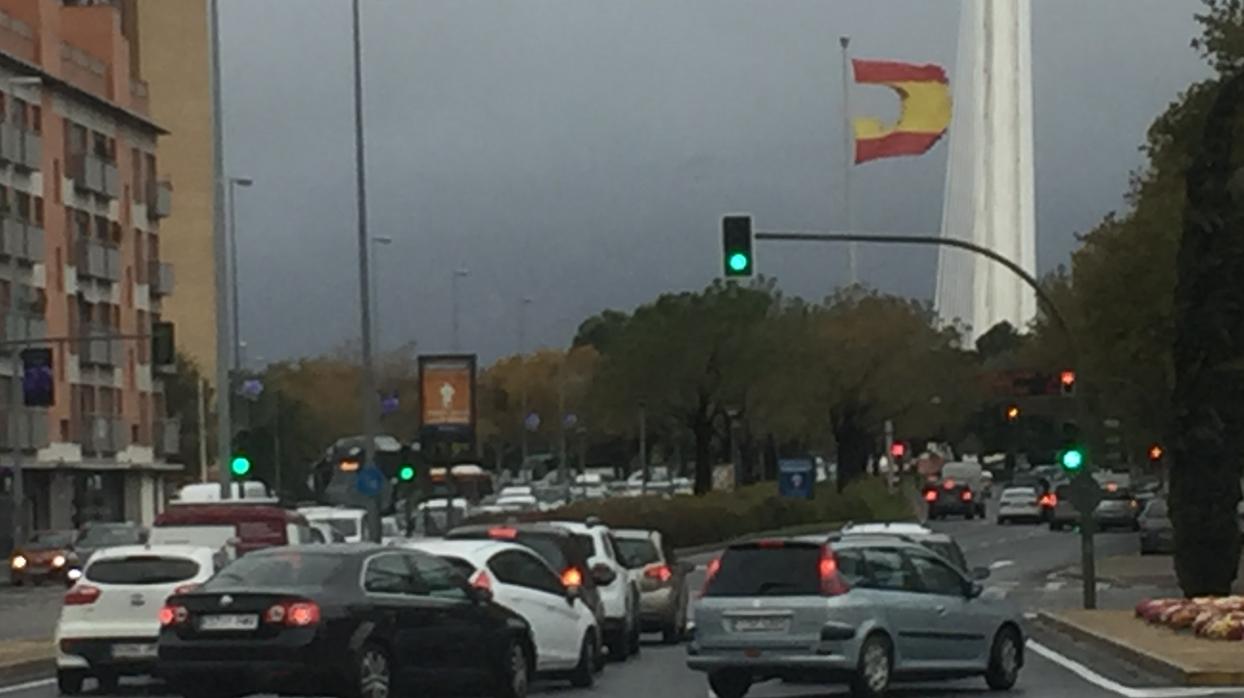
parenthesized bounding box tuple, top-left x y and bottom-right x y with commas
(0, 512, 1236, 698)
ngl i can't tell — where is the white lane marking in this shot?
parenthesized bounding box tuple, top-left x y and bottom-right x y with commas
(0, 678, 54, 695)
(1029, 640, 1244, 698)
(990, 559, 1015, 570)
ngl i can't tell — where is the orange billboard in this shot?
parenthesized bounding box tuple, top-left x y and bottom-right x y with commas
(419, 355, 475, 427)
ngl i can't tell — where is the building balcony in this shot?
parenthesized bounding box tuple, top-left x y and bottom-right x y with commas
(75, 239, 121, 282)
(1, 217, 44, 264)
(0, 124, 41, 171)
(67, 153, 119, 198)
(80, 414, 126, 455)
(148, 261, 174, 297)
(0, 408, 48, 451)
(130, 78, 150, 117)
(146, 180, 172, 219)
(0, 11, 34, 64)
(61, 42, 108, 99)
(0, 312, 45, 353)
(154, 418, 180, 457)
(78, 323, 120, 367)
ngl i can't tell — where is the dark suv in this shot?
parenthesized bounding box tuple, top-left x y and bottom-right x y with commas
(447, 523, 608, 654)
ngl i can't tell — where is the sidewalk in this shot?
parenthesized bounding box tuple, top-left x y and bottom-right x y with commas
(1058, 552, 1244, 592)
(1039, 609, 1244, 686)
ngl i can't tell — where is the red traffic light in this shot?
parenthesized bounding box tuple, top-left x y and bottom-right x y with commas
(1005, 405, 1020, 421)
(1149, 444, 1164, 461)
(890, 442, 906, 459)
(1060, 370, 1077, 395)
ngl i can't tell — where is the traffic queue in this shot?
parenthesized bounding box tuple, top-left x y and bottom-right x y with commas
(49, 490, 692, 698)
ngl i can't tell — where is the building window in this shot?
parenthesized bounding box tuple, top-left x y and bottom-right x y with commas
(93, 215, 108, 241)
(59, 419, 68, 442)
(11, 98, 26, 129)
(15, 192, 30, 222)
(30, 105, 40, 134)
(33, 196, 42, 226)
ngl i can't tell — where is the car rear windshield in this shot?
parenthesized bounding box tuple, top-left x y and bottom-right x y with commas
(704, 544, 822, 597)
(1002, 488, 1035, 499)
(77, 526, 143, 547)
(206, 551, 351, 588)
(441, 556, 476, 578)
(614, 537, 660, 567)
(573, 534, 596, 558)
(86, 556, 199, 585)
(28, 531, 74, 549)
(516, 535, 573, 573)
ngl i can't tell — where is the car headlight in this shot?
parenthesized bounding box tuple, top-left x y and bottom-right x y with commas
(52, 555, 66, 568)
(67, 568, 82, 581)
(10, 555, 26, 570)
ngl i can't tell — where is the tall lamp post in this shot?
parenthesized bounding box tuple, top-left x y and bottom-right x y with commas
(227, 176, 253, 371)
(518, 296, 533, 461)
(370, 236, 392, 353)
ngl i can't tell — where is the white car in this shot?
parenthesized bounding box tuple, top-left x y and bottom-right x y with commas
(498, 485, 535, 499)
(55, 544, 217, 695)
(548, 519, 641, 660)
(401, 538, 600, 686)
(496, 494, 539, 512)
(297, 506, 369, 543)
(997, 486, 1043, 524)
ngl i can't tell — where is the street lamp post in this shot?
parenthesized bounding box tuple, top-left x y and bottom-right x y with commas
(450, 266, 469, 352)
(518, 296, 533, 461)
(208, 0, 234, 500)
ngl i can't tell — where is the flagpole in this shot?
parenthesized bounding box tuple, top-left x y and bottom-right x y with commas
(840, 35, 857, 286)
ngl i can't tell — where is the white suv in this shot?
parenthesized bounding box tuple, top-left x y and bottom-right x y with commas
(401, 538, 601, 686)
(549, 519, 641, 660)
(55, 544, 217, 694)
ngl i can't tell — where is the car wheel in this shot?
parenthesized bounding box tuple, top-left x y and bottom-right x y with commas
(57, 670, 84, 696)
(966, 510, 976, 520)
(606, 626, 628, 661)
(707, 670, 751, 698)
(851, 632, 892, 698)
(628, 608, 642, 656)
(591, 629, 606, 673)
(95, 672, 118, 694)
(569, 633, 595, 688)
(11, 576, 22, 587)
(985, 626, 1022, 690)
(352, 643, 391, 698)
(997, 517, 1007, 525)
(496, 641, 529, 698)
(1050, 522, 1062, 532)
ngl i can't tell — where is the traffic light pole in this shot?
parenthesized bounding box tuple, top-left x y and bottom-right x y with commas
(752, 227, 1097, 608)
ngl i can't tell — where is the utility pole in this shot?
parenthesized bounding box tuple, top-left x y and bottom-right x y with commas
(196, 378, 208, 483)
(557, 360, 567, 498)
(9, 351, 24, 546)
(209, 0, 233, 500)
(272, 391, 282, 500)
(639, 402, 648, 494)
(518, 296, 532, 462)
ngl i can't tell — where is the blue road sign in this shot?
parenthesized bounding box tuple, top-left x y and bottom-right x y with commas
(778, 458, 815, 499)
(524, 412, 541, 432)
(357, 464, 385, 497)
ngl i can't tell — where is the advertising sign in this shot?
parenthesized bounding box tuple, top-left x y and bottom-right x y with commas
(418, 354, 476, 434)
(778, 458, 815, 499)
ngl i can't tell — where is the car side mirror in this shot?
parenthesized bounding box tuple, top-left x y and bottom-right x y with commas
(966, 581, 984, 599)
(970, 566, 991, 581)
(565, 584, 582, 607)
(469, 585, 494, 604)
(591, 563, 617, 586)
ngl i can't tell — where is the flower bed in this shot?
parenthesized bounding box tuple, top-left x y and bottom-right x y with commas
(1135, 597, 1244, 640)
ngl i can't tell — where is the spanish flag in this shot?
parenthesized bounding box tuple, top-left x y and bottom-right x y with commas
(852, 59, 951, 164)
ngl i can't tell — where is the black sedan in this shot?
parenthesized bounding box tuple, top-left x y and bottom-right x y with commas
(158, 544, 535, 698)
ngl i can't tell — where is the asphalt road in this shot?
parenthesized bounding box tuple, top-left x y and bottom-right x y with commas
(0, 505, 1235, 698)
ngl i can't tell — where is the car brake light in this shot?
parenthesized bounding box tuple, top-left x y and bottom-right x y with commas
(756, 539, 784, 548)
(263, 600, 320, 627)
(64, 585, 101, 606)
(700, 556, 722, 595)
(943, 479, 955, 490)
(644, 564, 672, 583)
(159, 604, 189, 626)
(819, 549, 849, 596)
(470, 569, 493, 592)
(561, 567, 583, 588)
(1039, 494, 1057, 507)
(488, 527, 518, 540)
(923, 490, 937, 502)
(961, 489, 973, 501)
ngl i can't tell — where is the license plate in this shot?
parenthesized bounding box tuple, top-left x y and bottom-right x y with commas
(731, 617, 788, 633)
(111, 643, 157, 659)
(199, 614, 259, 631)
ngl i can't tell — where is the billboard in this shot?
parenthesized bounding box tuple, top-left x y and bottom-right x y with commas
(418, 354, 476, 432)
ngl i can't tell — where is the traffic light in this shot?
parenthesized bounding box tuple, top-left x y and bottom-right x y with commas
(398, 463, 416, 482)
(230, 453, 252, 478)
(1060, 370, 1076, 396)
(1004, 404, 1020, 422)
(1148, 444, 1164, 462)
(889, 442, 906, 459)
(1060, 447, 1084, 471)
(721, 215, 754, 277)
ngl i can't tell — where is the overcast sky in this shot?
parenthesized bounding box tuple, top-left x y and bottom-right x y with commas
(217, 0, 1211, 365)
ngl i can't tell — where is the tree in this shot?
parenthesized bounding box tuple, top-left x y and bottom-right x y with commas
(161, 352, 213, 474)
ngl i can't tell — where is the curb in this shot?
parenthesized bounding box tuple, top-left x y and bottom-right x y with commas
(0, 657, 53, 687)
(1035, 611, 1244, 686)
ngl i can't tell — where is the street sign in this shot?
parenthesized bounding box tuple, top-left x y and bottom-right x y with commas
(563, 413, 578, 429)
(356, 464, 385, 497)
(524, 412, 541, 432)
(1067, 472, 1103, 514)
(778, 458, 815, 499)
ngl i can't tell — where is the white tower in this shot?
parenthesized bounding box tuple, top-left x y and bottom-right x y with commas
(935, 0, 1037, 340)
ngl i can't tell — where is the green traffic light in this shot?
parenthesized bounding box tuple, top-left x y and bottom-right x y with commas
(230, 455, 252, 477)
(1061, 449, 1084, 471)
(727, 252, 750, 273)
(398, 465, 415, 482)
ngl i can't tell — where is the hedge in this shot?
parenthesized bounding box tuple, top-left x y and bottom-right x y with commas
(469, 477, 915, 550)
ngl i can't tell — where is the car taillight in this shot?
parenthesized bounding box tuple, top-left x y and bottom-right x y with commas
(470, 569, 493, 592)
(819, 549, 849, 596)
(64, 584, 101, 606)
(561, 567, 583, 588)
(263, 600, 321, 627)
(488, 527, 518, 539)
(159, 604, 189, 626)
(924, 490, 937, 502)
(943, 479, 956, 490)
(961, 489, 973, 501)
(700, 557, 721, 595)
(644, 564, 672, 584)
(756, 539, 784, 548)
(1039, 494, 1057, 507)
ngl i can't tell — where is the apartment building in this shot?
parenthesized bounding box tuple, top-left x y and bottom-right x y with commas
(0, 0, 181, 550)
